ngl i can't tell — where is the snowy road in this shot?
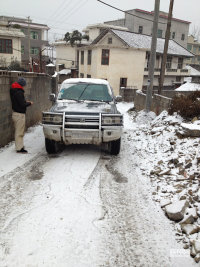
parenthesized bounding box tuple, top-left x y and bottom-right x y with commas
(0, 103, 196, 267)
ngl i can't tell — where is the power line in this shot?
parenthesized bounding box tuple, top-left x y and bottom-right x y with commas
(54, 0, 89, 27)
(97, 0, 167, 25)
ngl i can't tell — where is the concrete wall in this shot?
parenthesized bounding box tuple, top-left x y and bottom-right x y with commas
(134, 90, 196, 115)
(120, 87, 137, 102)
(134, 91, 172, 115)
(0, 71, 51, 147)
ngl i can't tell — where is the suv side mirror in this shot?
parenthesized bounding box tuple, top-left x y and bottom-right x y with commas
(115, 95, 122, 102)
(49, 93, 56, 102)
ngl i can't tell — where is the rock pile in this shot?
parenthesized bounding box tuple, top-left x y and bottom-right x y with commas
(130, 110, 200, 262)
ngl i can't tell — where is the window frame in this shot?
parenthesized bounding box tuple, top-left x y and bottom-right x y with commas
(166, 56, 172, 69)
(0, 39, 13, 54)
(30, 47, 39, 55)
(81, 51, 84, 65)
(108, 37, 112, 44)
(138, 26, 143, 34)
(101, 49, 110, 65)
(87, 50, 92, 65)
(120, 78, 127, 88)
(30, 31, 39, 40)
(181, 34, 185, 41)
(157, 29, 163, 38)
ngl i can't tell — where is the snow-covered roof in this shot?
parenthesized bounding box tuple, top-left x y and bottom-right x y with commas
(61, 78, 109, 85)
(58, 69, 71, 75)
(83, 23, 128, 32)
(46, 63, 55, 67)
(92, 29, 193, 57)
(185, 65, 200, 76)
(111, 30, 193, 57)
(175, 82, 200, 91)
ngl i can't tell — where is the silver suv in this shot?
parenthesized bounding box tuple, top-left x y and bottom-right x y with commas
(42, 78, 123, 155)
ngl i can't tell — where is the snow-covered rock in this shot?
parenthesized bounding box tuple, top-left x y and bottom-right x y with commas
(165, 200, 189, 221)
(181, 224, 199, 235)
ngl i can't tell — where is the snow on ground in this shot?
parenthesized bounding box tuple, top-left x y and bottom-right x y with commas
(0, 102, 198, 266)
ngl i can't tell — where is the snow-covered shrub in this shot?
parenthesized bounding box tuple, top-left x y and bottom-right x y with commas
(169, 92, 200, 118)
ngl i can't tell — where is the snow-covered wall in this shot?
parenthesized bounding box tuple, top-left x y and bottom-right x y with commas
(0, 71, 51, 147)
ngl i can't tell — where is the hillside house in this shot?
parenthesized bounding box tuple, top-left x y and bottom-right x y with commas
(78, 29, 193, 95)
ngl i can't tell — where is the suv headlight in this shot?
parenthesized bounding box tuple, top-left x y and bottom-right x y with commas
(102, 115, 123, 125)
(42, 113, 63, 125)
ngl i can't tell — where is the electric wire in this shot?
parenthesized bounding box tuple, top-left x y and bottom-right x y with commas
(97, 0, 167, 25)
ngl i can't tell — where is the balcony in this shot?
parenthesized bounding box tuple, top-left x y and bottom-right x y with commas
(144, 68, 189, 76)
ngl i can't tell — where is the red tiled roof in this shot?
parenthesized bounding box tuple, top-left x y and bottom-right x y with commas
(135, 9, 191, 24)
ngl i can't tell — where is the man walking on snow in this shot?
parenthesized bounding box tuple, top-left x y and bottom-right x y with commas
(10, 77, 33, 153)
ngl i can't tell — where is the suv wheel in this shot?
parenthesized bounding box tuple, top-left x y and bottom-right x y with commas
(45, 138, 59, 154)
(109, 138, 121, 155)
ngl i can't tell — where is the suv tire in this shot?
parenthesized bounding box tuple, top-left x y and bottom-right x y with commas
(109, 138, 121, 155)
(45, 138, 59, 154)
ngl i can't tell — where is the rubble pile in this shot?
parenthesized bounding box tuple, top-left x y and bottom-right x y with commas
(130, 110, 200, 262)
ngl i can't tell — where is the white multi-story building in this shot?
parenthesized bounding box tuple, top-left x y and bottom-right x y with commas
(0, 19, 25, 68)
(105, 9, 190, 48)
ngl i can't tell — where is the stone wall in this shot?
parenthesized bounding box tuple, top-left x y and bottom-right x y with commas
(0, 71, 52, 147)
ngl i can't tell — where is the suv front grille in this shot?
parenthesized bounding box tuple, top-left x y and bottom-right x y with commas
(65, 115, 100, 129)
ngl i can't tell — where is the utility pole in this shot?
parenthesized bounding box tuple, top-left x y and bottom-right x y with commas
(39, 48, 42, 73)
(145, 0, 160, 112)
(158, 0, 174, 94)
(27, 16, 32, 71)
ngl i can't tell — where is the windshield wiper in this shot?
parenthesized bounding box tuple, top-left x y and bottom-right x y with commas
(77, 85, 89, 101)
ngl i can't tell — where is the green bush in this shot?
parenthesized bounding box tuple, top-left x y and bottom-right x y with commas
(169, 91, 200, 118)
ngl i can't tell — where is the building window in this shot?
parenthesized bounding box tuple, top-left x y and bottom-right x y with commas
(178, 58, 183, 69)
(146, 52, 150, 68)
(138, 26, 143, 34)
(30, 47, 39, 55)
(87, 74, 91, 78)
(176, 76, 181, 82)
(108, 37, 112, 44)
(21, 45, 24, 54)
(166, 56, 172, 69)
(193, 46, 197, 53)
(30, 31, 39, 40)
(181, 34, 185, 41)
(198, 56, 200, 61)
(172, 32, 176, 39)
(199, 47, 200, 52)
(120, 78, 127, 87)
(80, 73, 84, 78)
(0, 39, 12, 54)
(157, 29, 162, 38)
(101, 49, 109, 65)
(87, 50, 92, 65)
(81, 51, 84, 65)
(187, 44, 192, 51)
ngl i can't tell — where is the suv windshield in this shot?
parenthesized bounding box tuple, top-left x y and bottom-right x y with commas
(58, 83, 113, 102)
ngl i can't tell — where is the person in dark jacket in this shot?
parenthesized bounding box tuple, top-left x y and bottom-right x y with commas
(10, 77, 33, 153)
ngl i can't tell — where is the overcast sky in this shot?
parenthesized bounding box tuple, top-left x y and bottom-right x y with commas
(1, 0, 200, 41)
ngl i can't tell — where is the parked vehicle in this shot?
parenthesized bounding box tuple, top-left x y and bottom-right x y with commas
(42, 78, 123, 155)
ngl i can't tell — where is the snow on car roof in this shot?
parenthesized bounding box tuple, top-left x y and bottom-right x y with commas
(61, 78, 109, 85)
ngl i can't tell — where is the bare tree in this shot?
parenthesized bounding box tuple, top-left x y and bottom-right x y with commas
(190, 25, 200, 41)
